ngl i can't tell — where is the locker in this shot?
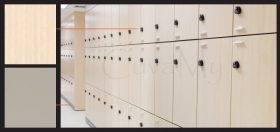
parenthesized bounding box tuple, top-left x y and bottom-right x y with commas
(89, 49, 94, 86)
(140, 44, 155, 114)
(231, 34, 276, 127)
(155, 43, 174, 122)
(70, 50, 75, 77)
(128, 45, 141, 107)
(89, 86, 95, 124)
(104, 47, 113, 94)
(92, 6, 99, 47)
(85, 49, 89, 84)
(173, 41, 198, 127)
(85, 84, 90, 119)
(174, 5, 198, 40)
(104, 5, 112, 46)
(96, 90, 105, 127)
(119, 46, 129, 101)
(233, 5, 276, 35)
(118, 100, 129, 127)
(197, 38, 232, 127)
(199, 5, 233, 38)
(111, 47, 120, 97)
(140, 110, 154, 128)
(119, 5, 129, 45)
(104, 93, 111, 127)
(155, 5, 175, 42)
(154, 117, 173, 128)
(128, 5, 141, 44)
(112, 5, 120, 46)
(128, 105, 141, 127)
(85, 12, 90, 48)
(98, 48, 105, 91)
(70, 78, 74, 104)
(98, 5, 105, 47)
(93, 48, 99, 88)
(92, 87, 99, 126)
(140, 5, 155, 43)
(110, 96, 119, 127)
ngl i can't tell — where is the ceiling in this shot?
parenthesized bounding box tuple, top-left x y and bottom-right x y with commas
(61, 4, 85, 21)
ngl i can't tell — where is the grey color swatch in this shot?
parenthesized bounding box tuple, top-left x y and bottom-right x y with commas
(5, 68, 56, 128)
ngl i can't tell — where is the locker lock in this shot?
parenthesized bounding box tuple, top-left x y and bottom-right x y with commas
(85, 90, 86, 93)
(128, 116, 131, 120)
(85, 55, 86, 58)
(104, 56, 106, 59)
(140, 27, 143, 32)
(98, 98, 100, 101)
(88, 38, 90, 41)
(155, 24, 159, 29)
(111, 57, 113, 60)
(85, 39, 86, 42)
(199, 14, 204, 21)
(155, 58, 159, 63)
(71, 42, 72, 45)
(118, 110, 121, 114)
(104, 102, 106, 105)
(93, 37, 95, 40)
(174, 20, 178, 25)
(89, 56, 90, 58)
(119, 57, 121, 61)
(140, 58, 143, 62)
(71, 55, 72, 57)
(140, 123, 143, 127)
(104, 35, 106, 38)
(110, 105, 113, 109)
(89, 92, 90, 95)
(111, 34, 113, 37)
(235, 6, 242, 14)
(93, 56, 95, 58)
(98, 56, 100, 59)
(98, 36, 100, 39)
(128, 30, 131, 34)
(93, 95, 95, 98)
(119, 32, 121, 36)
(174, 59, 178, 65)
(128, 57, 131, 61)
(198, 60, 203, 66)
(233, 61, 240, 69)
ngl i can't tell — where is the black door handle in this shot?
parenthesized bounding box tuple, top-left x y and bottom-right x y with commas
(140, 27, 143, 32)
(198, 60, 203, 66)
(118, 110, 121, 114)
(174, 20, 178, 25)
(235, 6, 242, 14)
(128, 57, 131, 61)
(199, 14, 204, 21)
(155, 24, 159, 29)
(233, 61, 240, 69)
(140, 58, 143, 62)
(155, 58, 158, 63)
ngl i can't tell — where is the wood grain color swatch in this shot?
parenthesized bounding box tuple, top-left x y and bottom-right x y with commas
(5, 4, 56, 64)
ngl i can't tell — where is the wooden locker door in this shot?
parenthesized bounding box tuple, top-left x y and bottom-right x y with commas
(98, 5, 105, 47)
(89, 86, 95, 124)
(233, 5, 276, 35)
(128, 45, 141, 107)
(155, 43, 174, 122)
(104, 5, 112, 46)
(85, 84, 90, 119)
(154, 117, 173, 128)
(85, 12, 90, 48)
(93, 48, 99, 88)
(96, 90, 106, 127)
(231, 34, 276, 127)
(85, 49, 89, 84)
(92, 6, 99, 47)
(118, 100, 129, 127)
(111, 96, 119, 127)
(197, 38, 232, 127)
(119, 5, 129, 45)
(140, 44, 155, 114)
(98, 48, 105, 91)
(128, 105, 141, 127)
(104, 47, 113, 94)
(99, 92, 107, 127)
(199, 5, 233, 38)
(174, 5, 198, 40)
(70, 78, 74, 104)
(173, 41, 198, 127)
(119, 46, 129, 102)
(70, 50, 74, 77)
(104, 93, 111, 127)
(128, 5, 140, 44)
(111, 5, 120, 46)
(92, 87, 99, 126)
(89, 49, 94, 86)
(140, 110, 154, 128)
(155, 5, 175, 42)
(140, 5, 156, 43)
(111, 47, 120, 97)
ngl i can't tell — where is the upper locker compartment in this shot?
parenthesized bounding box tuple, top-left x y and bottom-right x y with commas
(104, 5, 112, 46)
(174, 5, 198, 40)
(85, 11, 90, 48)
(199, 5, 233, 38)
(120, 5, 129, 45)
(98, 5, 105, 47)
(233, 4, 276, 35)
(140, 5, 155, 43)
(112, 5, 120, 46)
(92, 6, 99, 47)
(128, 5, 140, 44)
(155, 5, 175, 42)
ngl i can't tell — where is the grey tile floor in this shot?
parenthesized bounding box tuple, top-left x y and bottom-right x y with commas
(61, 97, 90, 128)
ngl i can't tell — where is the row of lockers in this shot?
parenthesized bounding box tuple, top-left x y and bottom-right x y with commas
(61, 73, 75, 105)
(61, 50, 75, 77)
(81, 4, 276, 48)
(85, 84, 180, 127)
(61, 20, 75, 50)
(84, 34, 276, 127)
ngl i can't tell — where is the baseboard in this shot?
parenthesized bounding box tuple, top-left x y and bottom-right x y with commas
(85, 117, 96, 128)
(61, 94, 75, 110)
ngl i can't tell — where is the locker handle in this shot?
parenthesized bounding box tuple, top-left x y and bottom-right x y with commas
(140, 27, 143, 32)
(199, 32, 207, 35)
(129, 40, 132, 43)
(141, 46, 144, 49)
(199, 43, 207, 46)
(174, 44, 180, 47)
(140, 123, 143, 127)
(118, 110, 121, 114)
(141, 39, 144, 41)
(156, 45, 160, 48)
(174, 34, 180, 37)
(89, 92, 90, 95)
(140, 58, 143, 62)
(156, 37, 160, 40)
(234, 27, 244, 31)
(110, 105, 113, 109)
(154, 119, 159, 122)
(233, 61, 240, 69)
(233, 41, 243, 44)
(128, 116, 131, 120)
(155, 58, 159, 63)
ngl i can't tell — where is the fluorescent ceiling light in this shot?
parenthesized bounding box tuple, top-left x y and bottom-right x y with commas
(61, 4, 68, 8)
